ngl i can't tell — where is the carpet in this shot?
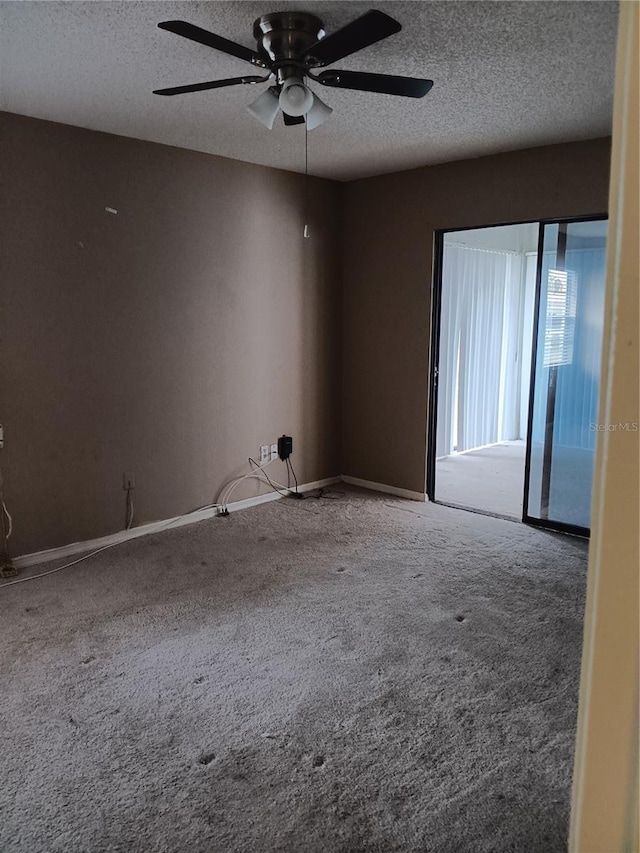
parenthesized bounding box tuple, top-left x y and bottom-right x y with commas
(0, 487, 588, 852)
(436, 441, 526, 519)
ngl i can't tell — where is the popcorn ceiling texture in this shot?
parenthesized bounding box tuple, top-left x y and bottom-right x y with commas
(0, 0, 618, 180)
(0, 488, 588, 852)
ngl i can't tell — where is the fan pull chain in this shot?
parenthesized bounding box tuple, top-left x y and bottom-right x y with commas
(303, 124, 310, 239)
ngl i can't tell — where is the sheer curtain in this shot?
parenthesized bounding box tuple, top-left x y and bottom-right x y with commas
(436, 244, 524, 458)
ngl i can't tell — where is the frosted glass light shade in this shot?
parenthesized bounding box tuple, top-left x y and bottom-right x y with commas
(306, 93, 333, 130)
(247, 88, 280, 129)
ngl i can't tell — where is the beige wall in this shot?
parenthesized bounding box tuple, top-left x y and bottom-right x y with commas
(570, 2, 639, 849)
(0, 113, 343, 556)
(342, 138, 611, 493)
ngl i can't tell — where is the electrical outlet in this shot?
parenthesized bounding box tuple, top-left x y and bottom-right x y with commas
(0, 425, 3, 449)
(270, 444, 278, 461)
(259, 445, 270, 464)
(122, 471, 135, 490)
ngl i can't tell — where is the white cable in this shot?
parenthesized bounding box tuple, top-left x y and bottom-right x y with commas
(221, 472, 288, 509)
(0, 462, 12, 541)
(0, 459, 292, 590)
(2, 501, 12, 540)
(218, 458, 279, 508)
(0, 501, 215, 590)
(221, 470, 277, 507)
(126, 491, 134, 531)
(218, 464, 271, 508)
(0, 541, 125, 588)
(218, 471, 258, 509)
(219, 459, 292, 509)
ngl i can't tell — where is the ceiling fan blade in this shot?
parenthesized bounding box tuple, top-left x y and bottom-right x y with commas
(302, 10, 401, 68)
(154, 76, 267, 96)
(315, 69, 433, 98)
(283, 113, 306, 126)
(158, 21, 267, 67)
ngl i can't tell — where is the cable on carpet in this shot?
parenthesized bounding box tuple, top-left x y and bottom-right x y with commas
(0, 483, 232, 589)
(1, 456, 314, 589)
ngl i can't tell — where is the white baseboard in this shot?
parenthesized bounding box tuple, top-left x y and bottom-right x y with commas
(13, 475, 341, 570)
(341, 475, 427, 503)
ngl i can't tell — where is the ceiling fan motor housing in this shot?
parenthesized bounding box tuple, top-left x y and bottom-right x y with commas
(253, 11, 325, 85)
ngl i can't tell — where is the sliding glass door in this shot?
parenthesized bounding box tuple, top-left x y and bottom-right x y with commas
(524, 218, 608, 533)
(428, 215, 607, 534)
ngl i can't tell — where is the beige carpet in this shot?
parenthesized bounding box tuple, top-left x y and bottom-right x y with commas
(0, 487, 588, 852)
(436, 441, 527, 519)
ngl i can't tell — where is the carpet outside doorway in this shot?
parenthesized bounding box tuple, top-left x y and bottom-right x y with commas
(0, 488, 588, 853)
(436, 441, 527, 519)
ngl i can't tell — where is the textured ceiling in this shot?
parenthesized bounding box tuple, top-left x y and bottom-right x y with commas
(0, 1, 618, 181)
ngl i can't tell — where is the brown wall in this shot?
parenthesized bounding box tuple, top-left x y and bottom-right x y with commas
(0, 113, 613, 556)
(0, 112, 343, 556)
(342, 138, 612, 494)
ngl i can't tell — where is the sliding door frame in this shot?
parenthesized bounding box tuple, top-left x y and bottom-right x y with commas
(522, 213, 608, 538)
(426, 229, 445, 501)
(427, 213, 607, 537)
(427, 217, 540, 503)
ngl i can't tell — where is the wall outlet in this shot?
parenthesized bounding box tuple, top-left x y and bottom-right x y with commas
(259, 445, 270, 464)
(270, 444, 278, 461)
(122, 471, 135, 490)
(0, 425, 3, 449)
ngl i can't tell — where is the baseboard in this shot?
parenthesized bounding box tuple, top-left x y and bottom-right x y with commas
(13, 475, 341, 570)
(341, 475, 427, 503)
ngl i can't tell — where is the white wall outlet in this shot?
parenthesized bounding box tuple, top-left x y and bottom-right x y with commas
(259, 445, 270, 464)
(270, 444, 278, 461)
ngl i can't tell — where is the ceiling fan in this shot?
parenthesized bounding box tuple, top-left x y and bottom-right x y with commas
(153, 9, 434, 130)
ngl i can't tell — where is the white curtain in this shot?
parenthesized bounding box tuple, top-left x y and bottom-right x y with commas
(436, 244, 524, 458)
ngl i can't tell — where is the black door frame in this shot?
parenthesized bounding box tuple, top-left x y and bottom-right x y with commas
(426, 213, 607, 537)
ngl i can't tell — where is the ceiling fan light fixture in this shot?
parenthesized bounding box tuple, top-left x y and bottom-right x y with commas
(279, 77, 314, 117)
(155, 10, 435, 129)
(305, 92, 333, 130)
(246, 87, 280, 129)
